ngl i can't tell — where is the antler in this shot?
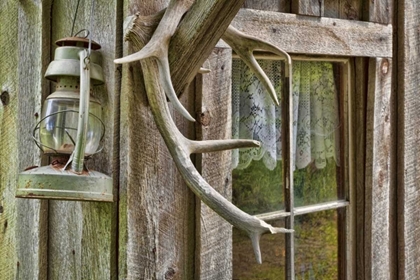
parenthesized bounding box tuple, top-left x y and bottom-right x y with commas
(115, 1, 293, 264)
(222, 25, 292, 106)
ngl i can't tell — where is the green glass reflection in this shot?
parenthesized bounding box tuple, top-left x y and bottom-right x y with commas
(294, 159, 339, 207)
(295, 210, 338, 279)
(233, 220, 286, 280)
(232, 160, 284, 215)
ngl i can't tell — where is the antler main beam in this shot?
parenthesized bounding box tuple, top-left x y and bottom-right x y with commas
(116, 0, 293, 263)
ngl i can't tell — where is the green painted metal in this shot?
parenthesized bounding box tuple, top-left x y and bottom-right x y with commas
(16, 165, 113, 202)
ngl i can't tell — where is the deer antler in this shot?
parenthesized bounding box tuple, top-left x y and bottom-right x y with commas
(115, 1, 196, 122)
(222, 25, 292, 106)
(115, 1, 293, 264)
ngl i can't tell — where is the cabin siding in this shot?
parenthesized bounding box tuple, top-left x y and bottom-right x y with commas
(0, 0, 417, 279)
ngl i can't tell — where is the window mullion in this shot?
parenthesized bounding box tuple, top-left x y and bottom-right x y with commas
(282, 60, 295, 280)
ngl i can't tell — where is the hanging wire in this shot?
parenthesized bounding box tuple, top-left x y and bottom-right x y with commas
(87, 0, 95, 55)
(70, 0, 83, 37)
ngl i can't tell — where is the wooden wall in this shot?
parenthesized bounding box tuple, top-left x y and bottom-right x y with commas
(0, 0, 418, 279)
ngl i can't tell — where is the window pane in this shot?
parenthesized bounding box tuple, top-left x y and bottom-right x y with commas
(232, 160, 284, 215)
(295, 210, 339, 279)
(294, 159, 339, 207)
(233, 219, 286, 280)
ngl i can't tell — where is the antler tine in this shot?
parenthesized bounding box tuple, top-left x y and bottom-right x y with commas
(114, 1, 196, 122)
(186, 139, 260, 154)
(222, 25, 292, 106)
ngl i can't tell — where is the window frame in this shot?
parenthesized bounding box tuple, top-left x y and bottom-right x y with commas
(228, 9, 393, 280)
(231, 54, 352, 279)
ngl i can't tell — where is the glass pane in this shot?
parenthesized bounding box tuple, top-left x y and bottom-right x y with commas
(233, 219, 286, 280)
(295, 210, 339, 279)
(294, 159, 339, 207)
(232, 160, 283, 215)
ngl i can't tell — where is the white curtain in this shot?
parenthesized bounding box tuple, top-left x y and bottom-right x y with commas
(232, 60, 340, 170)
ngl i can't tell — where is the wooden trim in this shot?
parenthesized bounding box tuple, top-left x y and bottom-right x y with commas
(231, 9, 392, 58)
(364, 57, 393, 279)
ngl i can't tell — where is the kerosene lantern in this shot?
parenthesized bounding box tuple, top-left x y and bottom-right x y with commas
(16, 37, 113, 202)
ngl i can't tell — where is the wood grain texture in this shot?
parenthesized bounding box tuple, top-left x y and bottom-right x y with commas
(169, 0, 246, 95)
(194, 47, 233, 280)
(292, 0, 324, 16)
(397, 0, 420, 279)
(119, 1, 195, 279)
(352, 57, 367, 280)
(243, 0, 282, 12)
(0, 1, 19, 278)
(363, 0, 393, 24)
(324, 0, 362, 20)
(47, 0, 121, 279)
(364, 58, 393, 280)
(231, 9, 392, 58)
(1, 1, 50, 279)
(16, 1, 51, 279)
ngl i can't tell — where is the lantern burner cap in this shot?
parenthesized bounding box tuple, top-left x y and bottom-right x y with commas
(56, 37, 101, 50)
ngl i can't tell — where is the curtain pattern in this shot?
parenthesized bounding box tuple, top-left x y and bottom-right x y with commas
(232, 60, 340, 170)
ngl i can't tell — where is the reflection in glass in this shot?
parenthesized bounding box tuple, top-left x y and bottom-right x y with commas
(295, 210, 338, 279)
(294, 159, 339, 207)
(232, 160, 283, 215)
(233, 219, 286, 280)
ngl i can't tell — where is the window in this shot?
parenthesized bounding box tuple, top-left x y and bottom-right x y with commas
(231, 57, 351, 279)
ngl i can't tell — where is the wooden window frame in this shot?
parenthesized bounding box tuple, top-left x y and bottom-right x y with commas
(225, 9, 393, 280)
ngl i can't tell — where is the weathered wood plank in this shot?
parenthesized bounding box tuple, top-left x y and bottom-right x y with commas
(364, 57, 393, 280)
(169, 0, 246, 95)
(397, 0, 420, 279)
(15, 1, 51, 279)
(352, 57, 367, 280)
(47, 0, 120, 279)
(292, 0, 323, 16)
(194, 47, 233, 280)
(363, 0, 393, 24)
(323, 0, 362, 20)
(0, 1, 19, 278)
(243, 0, 282, 12)
(231, 9, 392, 58)
(119, 1, 195, 278)
(1, 1, 50, 279)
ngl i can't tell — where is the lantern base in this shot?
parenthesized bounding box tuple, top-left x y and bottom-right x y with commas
(16, 165, 113, 202)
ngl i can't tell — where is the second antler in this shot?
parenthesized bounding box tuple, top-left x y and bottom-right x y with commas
(115, 0, 293, 264)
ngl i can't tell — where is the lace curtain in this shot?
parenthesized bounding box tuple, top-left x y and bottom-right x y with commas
(232, 60, 340, 170)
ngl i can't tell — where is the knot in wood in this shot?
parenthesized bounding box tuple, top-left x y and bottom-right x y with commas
(1, 91, 10, 106)
(164, 267, 176, 279)
(381, 59, 389, 74)
(199, 111, 211, 126)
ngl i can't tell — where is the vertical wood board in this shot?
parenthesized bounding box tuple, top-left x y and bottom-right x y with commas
(47, 0, 121, 279)
(195, 47, 233, 280)
(119, 1, 195, 279)
(397, 0, 420, 279)
(1, 1, 50, 279)
(0, 1, 19, 278)
(292, 0, 324, 16)
(364, 58, 393, 280)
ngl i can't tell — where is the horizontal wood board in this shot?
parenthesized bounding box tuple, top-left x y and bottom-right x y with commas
(231, 9, 392, 58)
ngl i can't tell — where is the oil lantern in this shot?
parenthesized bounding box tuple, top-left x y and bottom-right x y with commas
(16, 37, 113, 202)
